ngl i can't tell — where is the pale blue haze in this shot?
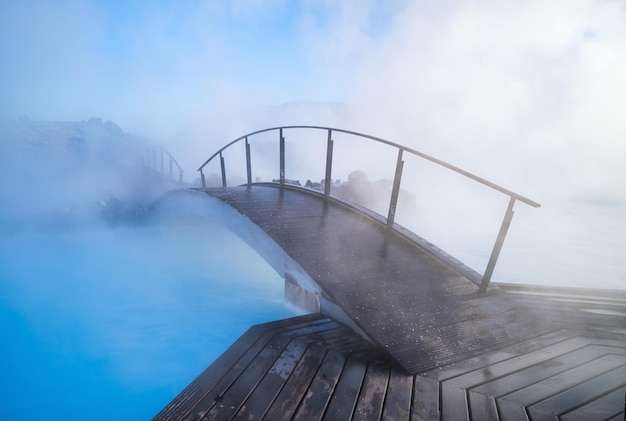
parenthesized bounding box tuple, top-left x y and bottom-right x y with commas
(0, 220, 292, 420)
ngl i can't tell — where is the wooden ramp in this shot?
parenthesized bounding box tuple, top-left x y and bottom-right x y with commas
(154, 312, 625, 420)
(197, 186, 554, 374)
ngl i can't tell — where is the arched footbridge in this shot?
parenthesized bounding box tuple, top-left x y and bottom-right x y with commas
(155, 127, 625, 421)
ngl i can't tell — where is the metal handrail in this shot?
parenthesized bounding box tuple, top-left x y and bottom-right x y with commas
(144, 145, 184, 184)
(197, 125, 540, 292)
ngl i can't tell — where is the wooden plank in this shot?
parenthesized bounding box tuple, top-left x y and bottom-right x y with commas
(527, 365, 626, 420)
(202, 332, 294, 419)
(468, 393, 499, 421)
(560, 387, 626, 421)
(380, 369, 412, 421)
(497, 398, 530, 421)
(443, 337, 591, 391)
(152, 325, 266, 421)
(322, 352, 369, 420)
(410, 376, 439, 421)
(473, 345, 625, 398)
(440, 382, 469, 421)
(292, 350, 347, 421)
(430, 334, 587, 421)
(281, 319, 344, 339)
(233, 337, 310, 419)
(391, 316, 553, 374)
(154, 314, 326, 421)
(352, 358, 391, 420)
(263, 343, 328, 420)
(502, 355, 625, 407)
(363, 308, 538, 346)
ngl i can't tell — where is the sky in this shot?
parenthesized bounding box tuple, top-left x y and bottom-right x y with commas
(0, 0, 390, 132)
(1, 0, 625, 288)
(1, 0, 625, 198)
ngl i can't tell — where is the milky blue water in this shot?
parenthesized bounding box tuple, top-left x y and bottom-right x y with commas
(0, 218, 293, 420)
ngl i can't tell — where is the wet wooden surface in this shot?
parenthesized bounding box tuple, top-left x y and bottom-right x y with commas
(199, 186, 554, 374)
(154, 313, 625, 420)
(154, 186, 626, 420)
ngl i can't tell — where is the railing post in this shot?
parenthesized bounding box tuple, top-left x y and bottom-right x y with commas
(479, 197, 516, 293)
(169, 157, 173, 178)
(160, 147, 164, 173)
(325, 129, 334, 198)
(200, 169, 206, 188)
(279, 128, 285, 185)
(245, 136, 252, 186)
(387, 148, 404, 228)
(179, 170, 183, 184)
(220, 152, 227, 187)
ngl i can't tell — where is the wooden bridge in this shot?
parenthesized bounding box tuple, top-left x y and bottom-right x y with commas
(153, 127, 625, 420)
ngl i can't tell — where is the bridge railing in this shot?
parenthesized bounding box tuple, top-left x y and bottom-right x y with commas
(197, 126, 540, 292)
(143, 145, 183, 184)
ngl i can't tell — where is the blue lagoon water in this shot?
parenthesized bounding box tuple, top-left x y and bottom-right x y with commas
(0, 218, 293, 420)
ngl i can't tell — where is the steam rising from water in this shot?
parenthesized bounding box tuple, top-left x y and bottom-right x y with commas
(0, 216, 291, 420)
(1, 3, 624, 284)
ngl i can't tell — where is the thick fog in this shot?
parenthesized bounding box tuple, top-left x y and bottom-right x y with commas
(2, 1, 625, 288)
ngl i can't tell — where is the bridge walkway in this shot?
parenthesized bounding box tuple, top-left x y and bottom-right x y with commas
(200, 185, 553, 375)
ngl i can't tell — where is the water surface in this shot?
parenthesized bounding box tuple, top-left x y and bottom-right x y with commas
(0, 218, 292, 420)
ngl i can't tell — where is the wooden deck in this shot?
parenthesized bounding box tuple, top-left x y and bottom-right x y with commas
(154, 311, 625, 420)
(154, 185, 625, 420)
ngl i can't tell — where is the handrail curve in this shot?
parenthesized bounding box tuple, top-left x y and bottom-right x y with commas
(144, 145, 184, 184)
(197, 125, 540, 292)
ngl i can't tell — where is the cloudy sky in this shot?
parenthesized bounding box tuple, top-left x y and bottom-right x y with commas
(1, 0, 625, 199)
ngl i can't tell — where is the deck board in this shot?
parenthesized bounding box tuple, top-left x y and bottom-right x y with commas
(322, 352, 369, 420)
(234, 338, 311, 419)
(291, 350, 346, 421)
(352, 358, 390, 420)
(381, 369, 413, 420)
(154, 313, 625, 421)
(560, 387, 625, 421)
(263, 343, 327, 420)
(526, 364, 626, 420)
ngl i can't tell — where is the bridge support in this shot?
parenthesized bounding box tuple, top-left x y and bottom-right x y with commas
(219, 152, 227, 187)
(245, 137, 252, 186)
(387, 149, 404, 227)
(479, 197, 516, 293)
(279, 129, 285, 185)
(324, 129, 334, 198)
